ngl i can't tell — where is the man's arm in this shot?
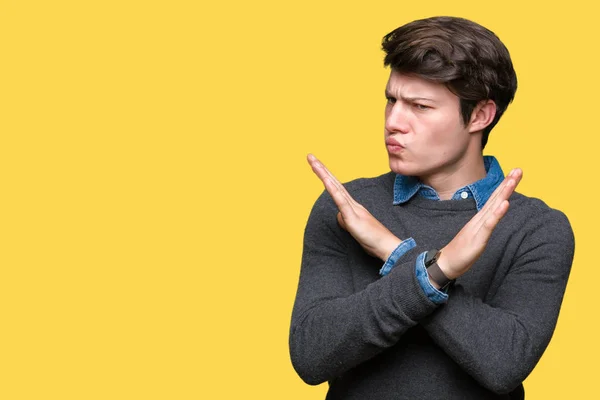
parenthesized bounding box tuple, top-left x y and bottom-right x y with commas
(291, 155, 522, 385)
(420, 208, 574, 393)
(289, 191, 440, 385)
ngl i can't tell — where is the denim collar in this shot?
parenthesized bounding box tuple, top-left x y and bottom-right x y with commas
(392, 156, 504, 211)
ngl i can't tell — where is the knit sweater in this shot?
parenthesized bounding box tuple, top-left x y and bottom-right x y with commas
(289, 171, 574, 399)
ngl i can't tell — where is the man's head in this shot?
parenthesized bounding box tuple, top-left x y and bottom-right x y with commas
(382, 16, 517, 150)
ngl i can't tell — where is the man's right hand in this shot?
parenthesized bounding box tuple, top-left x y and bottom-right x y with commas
(307, 153, 403, 262)
(436, 168, 523, 281)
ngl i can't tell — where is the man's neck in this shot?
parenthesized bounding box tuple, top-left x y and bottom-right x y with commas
(420, 155, 487, 200)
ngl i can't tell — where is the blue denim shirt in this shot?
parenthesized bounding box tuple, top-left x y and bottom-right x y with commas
(379, 156, 505, 303)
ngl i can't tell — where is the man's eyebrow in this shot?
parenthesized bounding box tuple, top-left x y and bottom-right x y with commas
(384, 90, 436, 103)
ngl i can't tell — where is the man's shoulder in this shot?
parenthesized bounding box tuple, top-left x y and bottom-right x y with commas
(508, 191, 573, 233)
(504, 192, 575, 271)
(510, 191, 565, 215)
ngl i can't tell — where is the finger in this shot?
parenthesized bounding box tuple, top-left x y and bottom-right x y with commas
(477, 173, 520, 233)
(322, 175, 357, 219)
(475, 178, 514, 229)
(489, 170, 521, 213)
(496, 168, 523, 201)
(468, 169, 522, 235)
(308, 154, 353, 204)
(507, 168, 523, 193)
(484, 175, 511, 211)
(483, 199, 510, 230)
(479, 168, 523, 218)
(502, 171, 521, 198)
(307, 154, 333, 184)
(312, 156, 354, 201)
(336, 212, 348, 231)
(307, 154, 343, 189)
(307, 154, 358, 205)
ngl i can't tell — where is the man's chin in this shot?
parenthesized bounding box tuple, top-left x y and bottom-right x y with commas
(389, 159, 418, 177)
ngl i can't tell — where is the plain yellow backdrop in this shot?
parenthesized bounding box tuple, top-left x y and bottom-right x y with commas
(0, 0, 597, 398)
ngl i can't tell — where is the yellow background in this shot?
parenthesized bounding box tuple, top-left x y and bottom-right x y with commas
(0, 0, 597, 398)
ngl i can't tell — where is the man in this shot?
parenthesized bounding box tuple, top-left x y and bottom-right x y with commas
(289, 16, 574, 399)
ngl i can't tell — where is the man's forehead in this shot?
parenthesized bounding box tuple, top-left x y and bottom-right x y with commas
(385, 71, 452, 100)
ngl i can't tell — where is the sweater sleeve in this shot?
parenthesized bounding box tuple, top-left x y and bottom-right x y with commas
(289, 191, 440, 385)
(420, 208, 575, 394)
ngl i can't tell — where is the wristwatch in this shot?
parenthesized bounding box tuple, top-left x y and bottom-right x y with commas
(424, 249, 454, 290)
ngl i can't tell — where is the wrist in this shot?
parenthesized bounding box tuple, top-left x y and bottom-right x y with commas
(436, 251, 459, 280)
(379, 236, 403, 261)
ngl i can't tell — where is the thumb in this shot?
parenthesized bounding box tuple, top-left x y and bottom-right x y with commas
(336, 212, 348, 231)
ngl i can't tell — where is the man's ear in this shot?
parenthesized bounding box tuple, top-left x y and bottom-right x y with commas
(468, 100, 496, 133)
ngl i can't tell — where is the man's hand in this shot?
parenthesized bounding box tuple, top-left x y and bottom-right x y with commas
(437, 168, 523, 281)
(307, 154, 402, 261)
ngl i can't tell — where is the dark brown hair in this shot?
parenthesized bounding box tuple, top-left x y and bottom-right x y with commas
(382, 16, 517, 149)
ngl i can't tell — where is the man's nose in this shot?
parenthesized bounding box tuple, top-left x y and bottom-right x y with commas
(385, 104, 410, 134)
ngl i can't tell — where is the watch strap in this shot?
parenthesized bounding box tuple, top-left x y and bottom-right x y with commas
(427, 262, 453, 289)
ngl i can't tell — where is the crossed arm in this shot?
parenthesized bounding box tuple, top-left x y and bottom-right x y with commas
(306, 153, 522, 283)
(290, 155, 573, 392)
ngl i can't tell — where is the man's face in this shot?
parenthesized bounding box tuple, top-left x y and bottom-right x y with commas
(384, 70, 474, 179)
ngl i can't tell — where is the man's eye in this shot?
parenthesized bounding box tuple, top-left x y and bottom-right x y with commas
(386, 97, 396, 104)
(414, 104, 430, 110)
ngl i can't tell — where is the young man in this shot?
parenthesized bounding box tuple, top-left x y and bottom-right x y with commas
(289, 17, 574, 399)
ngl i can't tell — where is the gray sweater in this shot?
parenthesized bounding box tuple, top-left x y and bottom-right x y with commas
(290, 171, 574, 399)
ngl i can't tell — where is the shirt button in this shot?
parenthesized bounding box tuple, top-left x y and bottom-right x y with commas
(460, 192, 468, 199)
